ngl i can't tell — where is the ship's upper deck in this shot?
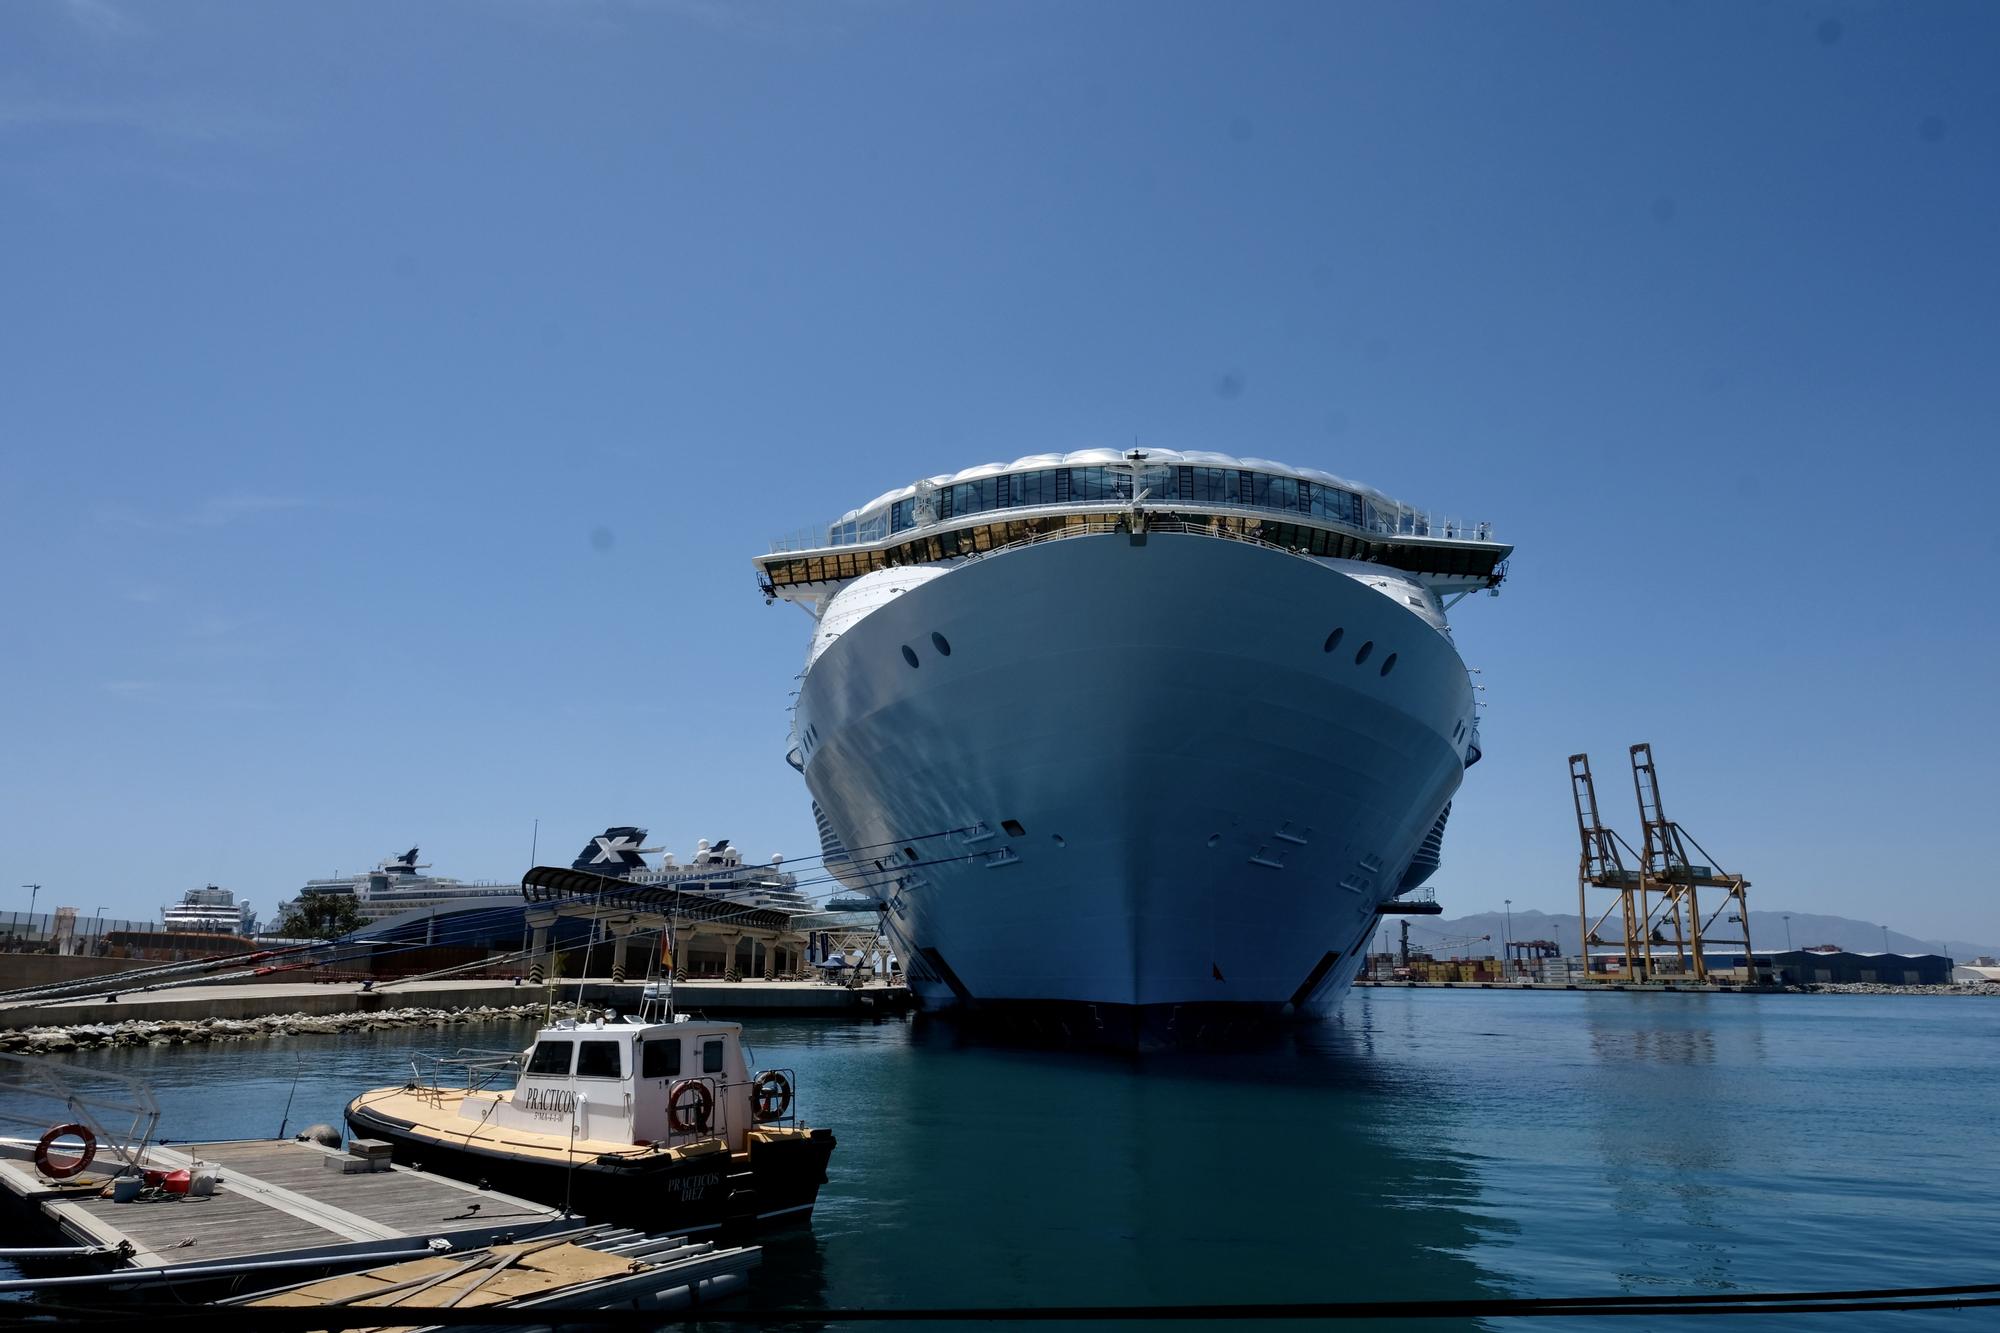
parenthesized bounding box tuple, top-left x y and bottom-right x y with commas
(756, 448, 1510, 603)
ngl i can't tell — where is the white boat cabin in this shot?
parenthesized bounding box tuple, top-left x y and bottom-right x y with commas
(482, 1014, 766, 1152)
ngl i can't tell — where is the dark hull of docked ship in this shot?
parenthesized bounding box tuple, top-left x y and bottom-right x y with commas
(343, 1103, 835, 1234)
(912, 997, 1325, 1052)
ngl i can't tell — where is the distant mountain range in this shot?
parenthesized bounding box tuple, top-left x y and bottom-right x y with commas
(1371, 908, 2000, 963)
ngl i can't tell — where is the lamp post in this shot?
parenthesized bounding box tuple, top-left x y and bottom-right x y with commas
(19, 884, 40, 947)
(1782, 914, 1793, 950)
(1881, 924, 1891, 953)
(93, 906, 105, 951)
(1503, 898, 1513, 973)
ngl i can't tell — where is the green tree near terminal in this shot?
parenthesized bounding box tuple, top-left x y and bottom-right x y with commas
(275, 892, 366, 941)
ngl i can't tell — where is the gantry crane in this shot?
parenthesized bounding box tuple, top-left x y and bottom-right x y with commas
(1382, 921, 1491, 977)
(1401, 925, 1491, 960)
(1571, 752, 1646, 982)
(1628, 742, 1753, 983)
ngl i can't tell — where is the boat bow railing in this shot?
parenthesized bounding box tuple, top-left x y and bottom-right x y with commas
(409, 1048, 525, 1096)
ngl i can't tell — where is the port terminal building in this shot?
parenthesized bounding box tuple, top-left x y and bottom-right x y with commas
(1676, 950, 1956, 986)
(1371, 950, 1960, 988)
(1762, 949, 1955, 986)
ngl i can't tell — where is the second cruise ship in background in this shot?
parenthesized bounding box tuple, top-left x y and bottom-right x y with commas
(570, 827, 816, 914)
(755, 448, 1511, 1045)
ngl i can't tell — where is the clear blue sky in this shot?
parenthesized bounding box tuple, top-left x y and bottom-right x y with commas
(3, 1, 1995, 939)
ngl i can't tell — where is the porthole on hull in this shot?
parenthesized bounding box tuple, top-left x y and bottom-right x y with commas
(931, 632, 952, 656)
(1379, 653, 1398, 677)
(1206, 833, 1221, 848)
(1322, 628, 1345, 653)
(901, 645, 920, 668)
(1353, 640, 1374, 666)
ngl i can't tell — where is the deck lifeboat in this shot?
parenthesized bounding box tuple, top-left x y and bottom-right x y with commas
(345, 1011, 834, 1233)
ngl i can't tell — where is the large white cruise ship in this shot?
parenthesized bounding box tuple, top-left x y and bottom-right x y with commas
(754, 449, 1510, 1045)
(277, 848, 523, 927)
(571, 827, 816, 915)
(162, 885, 257, 935)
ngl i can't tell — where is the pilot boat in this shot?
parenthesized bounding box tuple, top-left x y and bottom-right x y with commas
(345, 1012, 835, 1233)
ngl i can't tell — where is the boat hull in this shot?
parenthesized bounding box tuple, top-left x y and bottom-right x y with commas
(344, 1099, 834, 1234)
(795, 531, 1476, 1045)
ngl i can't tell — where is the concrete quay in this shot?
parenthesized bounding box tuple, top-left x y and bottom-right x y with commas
(0, 976, 913, 1031)
(1354, 979, 1997, 995)
(1355, 979, 1774, 992)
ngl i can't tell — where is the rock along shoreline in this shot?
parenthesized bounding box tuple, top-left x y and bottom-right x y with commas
(0, 1003, 547, 1056)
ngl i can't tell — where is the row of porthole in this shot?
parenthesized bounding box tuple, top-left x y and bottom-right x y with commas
(1322, 626, 1397, 677)
(900, 631, 953, 668)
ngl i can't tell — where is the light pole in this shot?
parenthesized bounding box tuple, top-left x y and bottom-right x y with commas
(93, 906, 105, 951)
(19, 884, 40, 947)
(1782, 913, 1793, 950)
(1881, 924, 1891, 954)
(1503, 898, 1513, 972)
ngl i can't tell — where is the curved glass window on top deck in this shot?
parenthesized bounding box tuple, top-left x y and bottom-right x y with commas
(774, 453, 1492, 555)
(759, 450, 1510, 596)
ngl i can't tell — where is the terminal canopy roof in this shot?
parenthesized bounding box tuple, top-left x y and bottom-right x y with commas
(520, 866, 795, 933)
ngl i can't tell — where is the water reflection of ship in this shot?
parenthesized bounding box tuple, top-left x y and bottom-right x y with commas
(861, 1014, 1507, 1313)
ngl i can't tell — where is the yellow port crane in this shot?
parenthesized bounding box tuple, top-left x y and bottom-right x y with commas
(1571, 751, 1647, 982)
(1628, 742, 1753, 984)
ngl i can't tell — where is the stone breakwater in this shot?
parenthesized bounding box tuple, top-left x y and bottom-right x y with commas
(1797, 982, 2000, 996)
(0, 1003, 544, 1055)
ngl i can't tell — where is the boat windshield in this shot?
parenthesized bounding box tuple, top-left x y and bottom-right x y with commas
(525, 1039, 572, 1075)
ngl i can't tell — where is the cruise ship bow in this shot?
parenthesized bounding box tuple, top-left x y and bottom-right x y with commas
(756, 449, 1509, 1047)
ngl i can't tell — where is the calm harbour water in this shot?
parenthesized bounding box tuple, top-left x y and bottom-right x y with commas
(5, 988, 1998, 1330)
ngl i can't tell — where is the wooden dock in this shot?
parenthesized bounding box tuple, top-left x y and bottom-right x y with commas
(0, 1136, 580, 1280)
(226, 1226, 760, 1327)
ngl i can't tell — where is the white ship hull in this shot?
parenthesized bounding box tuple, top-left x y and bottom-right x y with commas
(796, 531, 1477, 1044)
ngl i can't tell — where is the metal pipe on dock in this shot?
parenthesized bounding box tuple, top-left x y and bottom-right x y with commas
(0, 1245, 444, 1294)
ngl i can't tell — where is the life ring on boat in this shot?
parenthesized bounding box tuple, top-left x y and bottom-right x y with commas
(668, 1080, 714, 1134)
(35, 1123, 97, 1179)
(751, 1071, 793, 1123)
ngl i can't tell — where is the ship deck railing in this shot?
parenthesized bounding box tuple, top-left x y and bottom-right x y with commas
(951, 514, 1317, 569)
(770, 495, 1497, 555)
(758, 506, 1510, 599)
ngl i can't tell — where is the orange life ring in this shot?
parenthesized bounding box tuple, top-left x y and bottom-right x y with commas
(751, 1070, 793, 1123)
(668, 1080, 714, 1134)
(35, 1123, 96, 1179)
